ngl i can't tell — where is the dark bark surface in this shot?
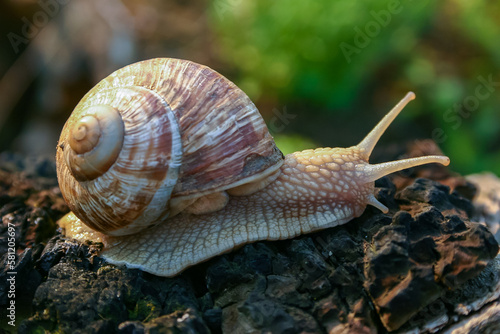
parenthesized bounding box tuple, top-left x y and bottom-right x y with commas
(0, 143, 499, 333)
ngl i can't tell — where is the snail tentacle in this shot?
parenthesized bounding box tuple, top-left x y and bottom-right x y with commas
(360, 155, 450, 183)
(357, 92, 415, 159)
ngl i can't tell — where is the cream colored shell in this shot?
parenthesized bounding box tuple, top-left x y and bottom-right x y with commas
(56, 58, 283, 236)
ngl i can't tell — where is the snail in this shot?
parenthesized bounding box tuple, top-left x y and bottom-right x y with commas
(56, 58, 450, 277)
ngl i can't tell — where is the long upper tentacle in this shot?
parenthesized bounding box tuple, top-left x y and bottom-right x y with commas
(357, 92, 416, 159)
(360, 155, 450, 183)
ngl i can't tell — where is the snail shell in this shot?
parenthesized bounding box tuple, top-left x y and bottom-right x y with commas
(56, 58, 283, 236)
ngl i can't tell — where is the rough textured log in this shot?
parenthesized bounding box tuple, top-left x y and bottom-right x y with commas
(0, 146, 498, 333)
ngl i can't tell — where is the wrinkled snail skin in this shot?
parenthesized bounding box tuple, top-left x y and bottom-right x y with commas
(57, 58, 450, 277)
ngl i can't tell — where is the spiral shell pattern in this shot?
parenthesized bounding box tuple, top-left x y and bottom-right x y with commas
(56, 58, 283, 236)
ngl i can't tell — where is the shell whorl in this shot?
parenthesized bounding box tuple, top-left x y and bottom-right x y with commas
(57, 85, 183, 236)
(64, 105, 124, 181)
(95, 58, 284, 197)
(56, 58, 283, 236)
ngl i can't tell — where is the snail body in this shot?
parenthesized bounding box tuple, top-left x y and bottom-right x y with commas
(57, 58, 450, 276)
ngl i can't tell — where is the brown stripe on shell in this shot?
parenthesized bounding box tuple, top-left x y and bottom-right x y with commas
(57, 86, 181, 235)
(90, 58, 283, 197)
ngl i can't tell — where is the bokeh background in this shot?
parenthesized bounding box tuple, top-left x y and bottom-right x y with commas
(0, 0, 499, 175)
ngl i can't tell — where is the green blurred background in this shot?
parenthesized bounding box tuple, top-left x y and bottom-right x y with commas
(0, 0, 499, 175)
